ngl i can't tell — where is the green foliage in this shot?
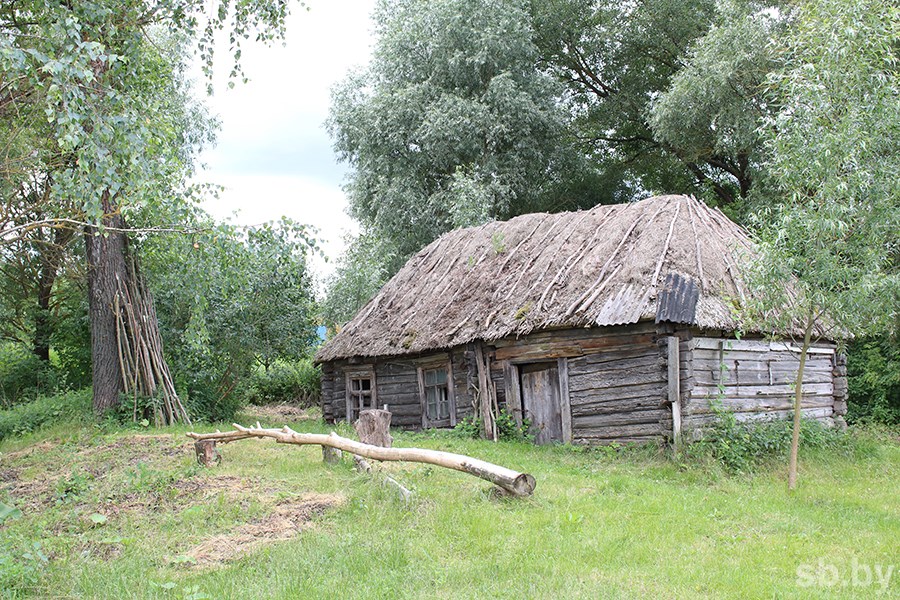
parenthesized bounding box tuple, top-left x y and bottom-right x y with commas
(141, 210, 319, 423)
(321, 231, 398, 330)
(745, 0, 899, 340)
(0, 538, 48, 599)
(847, 335, 900, 425)
(328, 0, 591, 259)
(244, 360, 321, 407)
(452, 409, 532, 442)
(0, 388, 91, 441)
(0, 345, 60, 408)
(690, 402, 852, 473)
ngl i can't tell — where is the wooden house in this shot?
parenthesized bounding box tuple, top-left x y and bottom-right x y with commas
(315, 195, 848, 445)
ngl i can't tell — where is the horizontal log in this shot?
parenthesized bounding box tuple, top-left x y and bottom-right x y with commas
(570, 396, 666, 417)
(570, 382, 667, 405)
(683, 406, 834, 428)
(495, 333, 656, 361)
(574, 422, 663, 440)
(694, 368, 833, 386)
(692, 357, 833, 371)
(691, 382, 833, 397)
(573, 408, 664, 429)
(569, 371, 665, 393)
(570, 353, 662, 372)
(684, 395, 836, 415)
(693, 338, 835, 354)
(187, 425, 536, 497)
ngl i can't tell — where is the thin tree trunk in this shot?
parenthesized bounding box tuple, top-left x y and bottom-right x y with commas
(85, 192, 128, 414)
(788, 314, 814, 491)
(34, 225, 74, 361)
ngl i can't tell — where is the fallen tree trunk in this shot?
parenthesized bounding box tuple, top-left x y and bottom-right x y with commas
(186, 424, 536, 497)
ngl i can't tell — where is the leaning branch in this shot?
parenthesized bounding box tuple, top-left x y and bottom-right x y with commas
(187, 424, 536, 497)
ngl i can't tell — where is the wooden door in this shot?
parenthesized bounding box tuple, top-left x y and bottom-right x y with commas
(520, 362, 562, 444)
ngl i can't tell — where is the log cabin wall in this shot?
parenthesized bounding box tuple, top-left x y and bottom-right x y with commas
(684, 333, 840, 435)
(493, 321, 667, 444)
(321, 351, 475, 429)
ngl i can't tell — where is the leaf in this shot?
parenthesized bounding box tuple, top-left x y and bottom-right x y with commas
(89, 513, 108, 525)
(0, 502, 22, 523)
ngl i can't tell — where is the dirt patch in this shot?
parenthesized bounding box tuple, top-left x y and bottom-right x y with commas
(186, 493, 344, 566)
(241, 403, 319, 423)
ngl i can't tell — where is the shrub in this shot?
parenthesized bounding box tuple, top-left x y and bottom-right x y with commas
(847, 335, 900, 425)
(0, 344, 61, 408)
(689, 401, 849, 474)
(244, 360, 321, 407)
(452, 409, 532, 442)
(0, 388, 92, 441)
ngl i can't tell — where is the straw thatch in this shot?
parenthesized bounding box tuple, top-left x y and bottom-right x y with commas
(317, 195, 806, 362)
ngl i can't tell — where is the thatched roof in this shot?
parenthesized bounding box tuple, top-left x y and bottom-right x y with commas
(317, 195, 788, 362)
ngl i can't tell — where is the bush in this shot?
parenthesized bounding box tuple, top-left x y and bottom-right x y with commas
(847, 335, 900, 425)
(0, 345, 61, 408)
(0, 388, 92, 441)
(689, 402, 850, 474)
(453, 409, 532, 442)
(244, 360, 321, 407)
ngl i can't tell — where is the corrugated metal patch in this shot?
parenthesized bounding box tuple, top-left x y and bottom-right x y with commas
(655, 273, 699, 324)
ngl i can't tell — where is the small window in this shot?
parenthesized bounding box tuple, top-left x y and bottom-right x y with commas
(419, 363, 454, 428)
(346, 369, 375, 422)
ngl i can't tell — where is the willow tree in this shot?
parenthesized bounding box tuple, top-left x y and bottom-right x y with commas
(1, 0, 302, 420)
(746, 0, 899, 490)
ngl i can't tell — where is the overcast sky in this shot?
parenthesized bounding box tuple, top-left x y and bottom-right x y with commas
(195, 1, 377, 280)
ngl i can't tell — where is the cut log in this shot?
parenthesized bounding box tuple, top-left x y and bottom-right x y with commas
(322, 446, 342, 464)
(187, 424, 536, 497)
(194, 440, 220, 467)
(354, 409, 393, 448)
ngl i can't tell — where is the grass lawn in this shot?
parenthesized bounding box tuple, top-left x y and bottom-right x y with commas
(0, 409, 897, 599)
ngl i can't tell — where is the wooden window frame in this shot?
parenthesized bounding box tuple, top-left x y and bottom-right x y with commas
(417, 359, 455, 429)
(345, 367, 376, 423)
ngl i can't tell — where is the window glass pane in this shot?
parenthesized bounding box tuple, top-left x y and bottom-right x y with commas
(435, 368, 447, 385)
(439, 387, 450, 419)
(424, 369, 435, 386)
(351, 379, 360, 392)
(360, 378, 371, 391)
(425, 387, 437, 419)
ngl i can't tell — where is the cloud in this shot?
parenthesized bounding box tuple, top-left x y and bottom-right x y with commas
(193, 0, 376, 276)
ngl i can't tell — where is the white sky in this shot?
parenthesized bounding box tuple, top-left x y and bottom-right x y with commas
(194, 1, 377, 281)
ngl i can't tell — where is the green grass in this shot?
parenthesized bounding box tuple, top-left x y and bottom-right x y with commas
(0, 411, 897, 599)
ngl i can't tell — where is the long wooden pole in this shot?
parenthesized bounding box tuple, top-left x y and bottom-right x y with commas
(187, 424, 536, 497)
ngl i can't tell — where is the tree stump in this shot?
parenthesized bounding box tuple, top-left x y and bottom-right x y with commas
(194, 439, 220, 467)
(354, 409, 393, 448)
(322, 446, 343, 464)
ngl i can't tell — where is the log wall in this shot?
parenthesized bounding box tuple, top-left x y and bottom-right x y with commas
(566, 323, 666, 444)
(320, 351, 475, 429)
(684, 335, 839, 434)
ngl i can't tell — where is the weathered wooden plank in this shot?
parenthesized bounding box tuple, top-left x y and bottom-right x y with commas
(568, 369, 665, 393)
(573, 409, 664, 429)
(502, 360, 522, 427)
(692, 356, 833, 371)
(694, 368, 834, 386)
(691, 382, 833, 397)
(495, 333, 657, 362)
(492, 322, 657, 348)
(668, 336, 682, 447)
(683, 406, 834, 427)
(693, 338, 836, 353)
(570, 353, 662, 371)
(574, 422, 663, 440)
(684, 395, 836, 415)
(570, 396, 665, 417)
(558, 357, 572, 444)
(570, 382, 667, 405)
